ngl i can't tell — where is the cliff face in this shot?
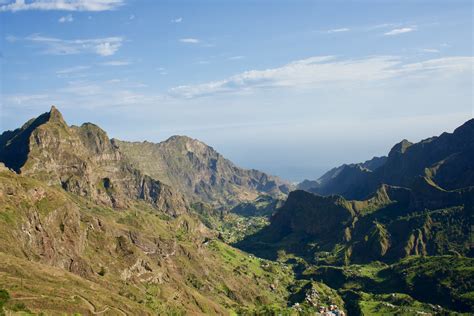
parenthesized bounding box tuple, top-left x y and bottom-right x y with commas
(113, 136, 293, 209)
(0, 107, 187, 216)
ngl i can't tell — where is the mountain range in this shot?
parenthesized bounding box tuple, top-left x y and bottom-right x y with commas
(0, 107, 472, 315)
(297, 120, 473, 199)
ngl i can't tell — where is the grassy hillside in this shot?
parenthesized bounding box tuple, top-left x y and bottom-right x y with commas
(0, 169, 296, 314)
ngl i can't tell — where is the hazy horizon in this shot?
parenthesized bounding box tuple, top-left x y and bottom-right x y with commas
(1, 0, 473, 181)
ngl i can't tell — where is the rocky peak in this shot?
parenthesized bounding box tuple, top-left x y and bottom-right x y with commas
(48, 105, 66, 124)
(388, 139, 413, 157)
(0, 106, 67, 172)
(0, 107, 188, 216)
(163, 135, 214, 156)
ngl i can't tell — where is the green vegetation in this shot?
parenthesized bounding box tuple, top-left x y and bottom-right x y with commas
(0, 171, 298, 314)
(0, 108, 472, 314)
(0, 289, 9, 316)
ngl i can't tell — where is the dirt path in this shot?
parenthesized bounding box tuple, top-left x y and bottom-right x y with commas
(11, 295, 46, 300)
(72, 295, 109, 315)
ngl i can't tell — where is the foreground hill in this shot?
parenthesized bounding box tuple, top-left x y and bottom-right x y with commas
(113, 136, 292, 209)
(298, 119, 474, 199)
(0, 107, 304, 314)
(0, 167, 295, 314)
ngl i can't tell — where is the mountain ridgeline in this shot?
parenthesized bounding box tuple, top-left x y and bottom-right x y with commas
(297, 119, 474, 199)
(113, 137, 292, 209)
(241, 119, 473, 263)
(0, 107, 472, 315)
(0, 106, 290, 214)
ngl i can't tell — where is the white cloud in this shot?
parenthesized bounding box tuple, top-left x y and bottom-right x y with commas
(23, 34, 123, 56)
(366, 23, 400, 30)
(100, 60, 130, 66)
(169, 55, 474, 98)
(56, 65, 90, 74)
(384, 27, 416, 36)
(95, 41, 119, 56)
(326, 28, 350, 33)
(420, 48, 440, 53)
(179, 38, 200, 44)
(0, 0, 124, 12)
(129, 14, 134, 20)
(5, 94, 49, 104)
(228, 55, 244, 60)
(171, 17, 182, 23)
(58, 14, 73, 23)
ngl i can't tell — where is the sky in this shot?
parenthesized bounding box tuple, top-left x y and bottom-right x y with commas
(0, 0, 473, 182)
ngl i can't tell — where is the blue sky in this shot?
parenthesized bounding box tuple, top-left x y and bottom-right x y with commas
(1, 0, 473, 181)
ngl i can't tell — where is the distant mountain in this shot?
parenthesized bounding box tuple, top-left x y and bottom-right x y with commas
(113, 136, 292, 209)
(297, 119, 474, 199)
(297, 156, 387, 197)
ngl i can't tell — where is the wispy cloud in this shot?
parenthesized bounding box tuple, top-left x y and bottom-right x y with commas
(54, 80, 161, 108)
(23, 34, 123, 56)
(5, 94, 50, 104)
(326, 28, 350, 33)
(169, 55, 473, 98)
(56, 65, 90, 74)
(58, 14, 73, 23)
(228, 55, 245, 60)
(420, 48, 440, 53)
(100, 60, 130, 66)
(61, 80, 102, 96)
(366, 23, 400, 30)
(179, 38, 200, 44)
(171, 17, 182, 23)
(384, 27, 416, 36)
(156, 67, 167, 75)
(0, 0, 124, 12)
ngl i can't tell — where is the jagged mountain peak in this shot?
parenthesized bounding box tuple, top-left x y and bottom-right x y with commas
(0, 106, 68, 172)
(388, 139, 413, 157)
(0, 107, 188, 216)
(48, 105, 66, 123)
